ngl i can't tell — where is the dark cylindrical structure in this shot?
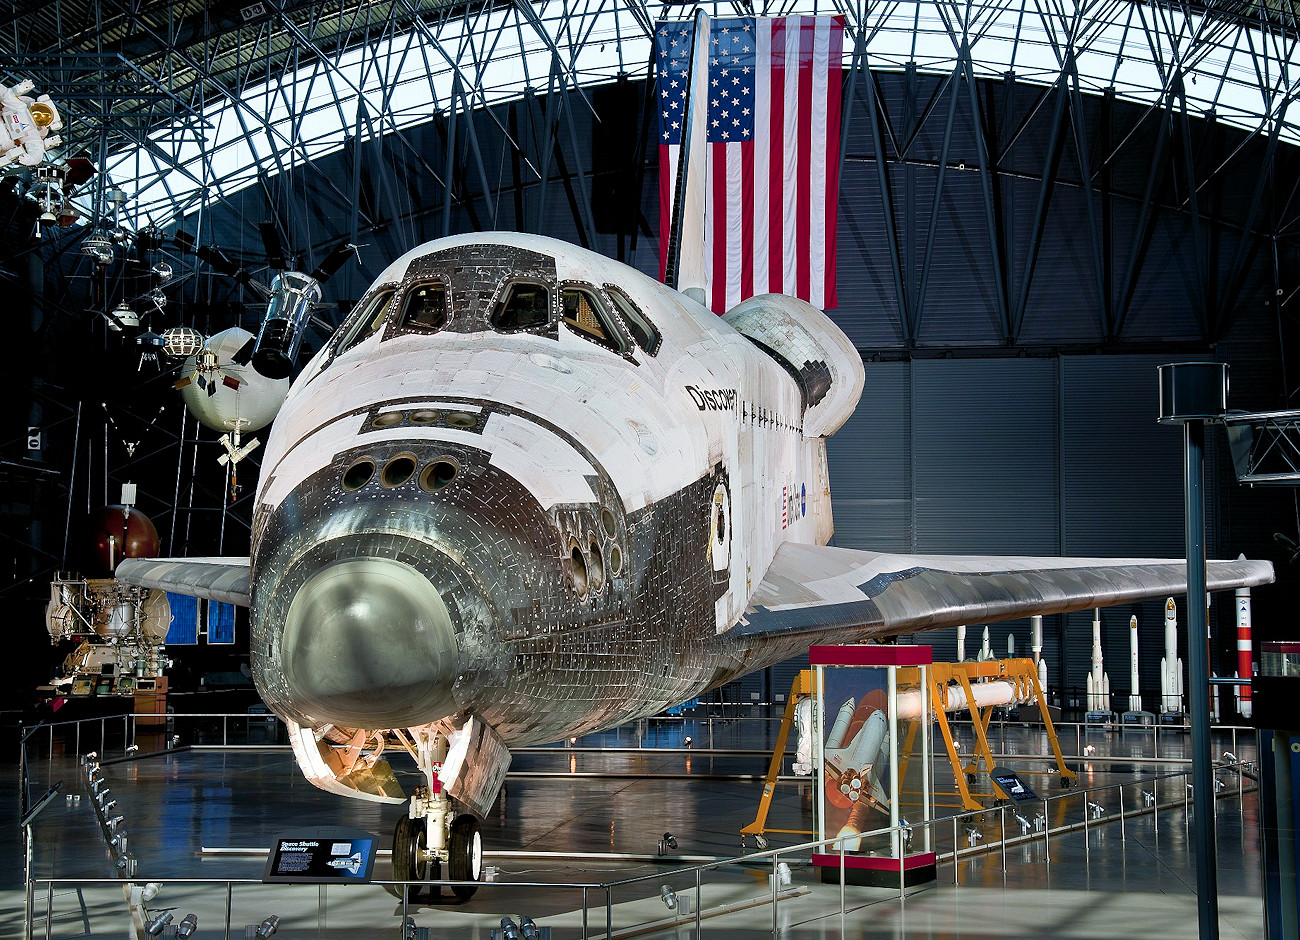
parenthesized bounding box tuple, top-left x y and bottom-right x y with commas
(1184, 419, 1219, 940)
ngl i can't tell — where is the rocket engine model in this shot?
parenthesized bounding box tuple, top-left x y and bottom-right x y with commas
(46, 576, 172, 694)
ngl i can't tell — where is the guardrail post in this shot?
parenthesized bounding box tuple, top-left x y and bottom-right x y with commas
(771, 850, 779, 936)
(999, 804, 1007, 876)
(694, 869, 702, 936)
(839, 840, 846, 916)
(224, 882, 232, 940)
(582, 886, 590, 940)
(1043, 798, 1050, 863)
(952, 816, 959, 884)
(1119, 785, 1126, 842)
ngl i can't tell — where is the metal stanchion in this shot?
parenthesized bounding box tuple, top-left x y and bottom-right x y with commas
(694, 870, 701, 936)
(770, 850, 779, 935)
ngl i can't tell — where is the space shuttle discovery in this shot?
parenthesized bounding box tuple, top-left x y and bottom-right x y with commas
(116, 13, 1272, 898)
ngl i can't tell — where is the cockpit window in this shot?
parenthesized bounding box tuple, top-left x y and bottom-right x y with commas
(400, 282, 448, 331)
(562, 287, 626, 353)
(491, 282, 551, 331)
(605, 286, 661, 355)
(336, 288, 395, 355)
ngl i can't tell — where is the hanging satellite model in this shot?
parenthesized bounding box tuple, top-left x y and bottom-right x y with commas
(171, 326, 289, 433)
(173, 223, 356, 380)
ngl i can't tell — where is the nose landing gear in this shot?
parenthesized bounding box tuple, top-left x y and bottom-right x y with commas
(390, 730, 483, 903)
(390, 786, 482, 902)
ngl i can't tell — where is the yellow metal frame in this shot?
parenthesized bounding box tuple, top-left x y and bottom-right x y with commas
(930, 658, 1076, 811)
(740, 670, 817, 843)
(741, 656, 1076, 836)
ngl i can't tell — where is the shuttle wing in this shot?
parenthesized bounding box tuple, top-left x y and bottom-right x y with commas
(733, 543, 1272, 641)
(116, 557, 251, 607)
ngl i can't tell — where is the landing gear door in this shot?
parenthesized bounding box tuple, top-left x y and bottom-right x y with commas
(437, 716, 511, 817)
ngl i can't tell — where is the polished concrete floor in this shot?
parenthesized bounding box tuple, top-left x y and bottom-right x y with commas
(7, 714, 1267, 938)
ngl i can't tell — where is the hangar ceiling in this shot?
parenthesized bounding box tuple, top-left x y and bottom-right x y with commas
(4, 0, 1300, 226)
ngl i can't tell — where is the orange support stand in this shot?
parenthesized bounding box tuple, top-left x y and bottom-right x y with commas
(740, 670, 817, 848)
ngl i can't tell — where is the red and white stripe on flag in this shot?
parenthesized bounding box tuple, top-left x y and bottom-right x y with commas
(657, 15, 844, 314)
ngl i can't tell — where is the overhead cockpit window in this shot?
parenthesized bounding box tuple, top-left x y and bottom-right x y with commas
(605, 287, 661, 356)
(491, 282, 551, 331)
(562, 287, 626, 353)
(336, 289, 395, 355)
(400, 283, 448, 331)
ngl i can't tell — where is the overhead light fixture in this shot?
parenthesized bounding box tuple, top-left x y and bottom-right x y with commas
(81, 232, 114, 265)
(145, 911, 172, 936)
(107, 302, 138, 332)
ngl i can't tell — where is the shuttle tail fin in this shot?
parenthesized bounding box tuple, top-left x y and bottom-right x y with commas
(663, 9, 711, 304)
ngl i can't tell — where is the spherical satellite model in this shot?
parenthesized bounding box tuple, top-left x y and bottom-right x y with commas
(175, 327, 289, 432)
(87, 505, 160, 577)
(161, 326, 203, 359)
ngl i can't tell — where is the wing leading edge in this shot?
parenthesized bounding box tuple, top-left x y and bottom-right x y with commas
(732, 543, 1273, 642)
(116, 557, 251, 607)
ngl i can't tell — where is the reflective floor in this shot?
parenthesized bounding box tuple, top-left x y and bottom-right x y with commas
(7, 715, 1266, 938)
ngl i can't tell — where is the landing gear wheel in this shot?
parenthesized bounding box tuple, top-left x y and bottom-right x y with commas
(448, 815, 483, 901)
(392, 814, 439, 901)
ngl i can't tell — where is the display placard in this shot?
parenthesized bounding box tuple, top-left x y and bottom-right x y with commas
(263, 827, 378, 884)
(990, 766, 1039, 802)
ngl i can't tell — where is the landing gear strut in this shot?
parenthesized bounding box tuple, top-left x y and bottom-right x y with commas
(390, 730, 483, 903)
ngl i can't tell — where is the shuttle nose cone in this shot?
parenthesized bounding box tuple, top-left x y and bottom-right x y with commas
(280, 556, 459, 727)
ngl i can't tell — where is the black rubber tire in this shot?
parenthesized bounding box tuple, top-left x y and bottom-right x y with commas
(447, 814, 482, 901)
(392, 814, 438, 900)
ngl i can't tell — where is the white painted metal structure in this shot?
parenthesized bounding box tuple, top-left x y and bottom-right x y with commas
(95, 0, 1300, 227)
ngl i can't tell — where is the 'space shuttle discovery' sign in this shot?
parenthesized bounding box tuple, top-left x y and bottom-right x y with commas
(263, 827, 378, 884)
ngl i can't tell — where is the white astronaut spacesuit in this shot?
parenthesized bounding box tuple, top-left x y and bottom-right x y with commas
(1, 81, 63, 169)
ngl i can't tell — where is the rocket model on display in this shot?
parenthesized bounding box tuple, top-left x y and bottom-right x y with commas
(1086, 608, 1111, 713)
(1160, 597, 1185, 715)
(1031, 614, 1048, 690)
(1235, 584, 1253, 719)
(1128, 615, 1142, 713)
(113, 13, 1274, 898)
(956, 624, 967, 662)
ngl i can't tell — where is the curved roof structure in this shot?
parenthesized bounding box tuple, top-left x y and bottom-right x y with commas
(6, 0, 1300, 227)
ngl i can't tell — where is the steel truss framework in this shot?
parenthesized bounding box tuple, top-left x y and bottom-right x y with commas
(2, 1, 1298, 222)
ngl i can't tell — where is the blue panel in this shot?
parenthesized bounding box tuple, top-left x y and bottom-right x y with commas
(208, 601, 236, 645)
(166, 593, 199, 645)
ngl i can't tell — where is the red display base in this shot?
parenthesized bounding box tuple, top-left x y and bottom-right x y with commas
(812, 851, 937, 888)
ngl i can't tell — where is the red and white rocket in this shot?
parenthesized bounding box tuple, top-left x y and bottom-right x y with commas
(1235, 582, 1252, 720)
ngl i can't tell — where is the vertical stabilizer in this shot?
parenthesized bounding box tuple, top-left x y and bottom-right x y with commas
(663, 9, 711, 302)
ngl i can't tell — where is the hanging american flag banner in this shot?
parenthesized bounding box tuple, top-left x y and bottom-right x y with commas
(657, 14, 844, 314)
